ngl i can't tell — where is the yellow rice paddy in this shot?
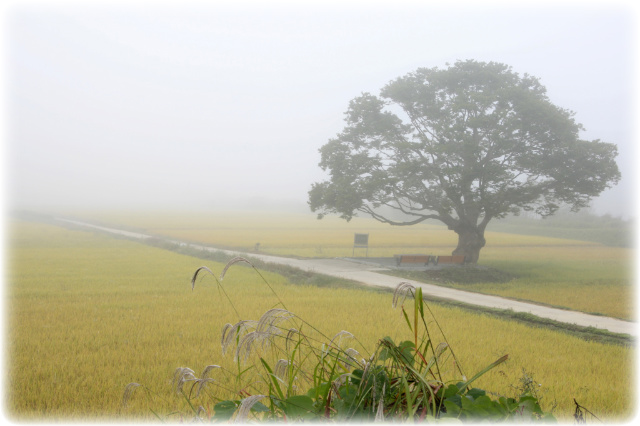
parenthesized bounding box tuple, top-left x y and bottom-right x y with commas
(4, 220, 636, 421)
(71, 210, 634, 319)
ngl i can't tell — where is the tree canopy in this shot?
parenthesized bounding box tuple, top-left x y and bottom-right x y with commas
(308, 60, 620, 262)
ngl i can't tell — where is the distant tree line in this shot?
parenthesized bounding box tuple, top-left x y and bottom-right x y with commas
(488, 208, 633, 247)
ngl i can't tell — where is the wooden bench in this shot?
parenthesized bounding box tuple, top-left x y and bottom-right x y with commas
(436, 255, 466, 264)
(395, 254, 435, 266)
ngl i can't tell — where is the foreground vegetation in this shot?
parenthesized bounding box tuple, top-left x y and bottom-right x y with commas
(133, 265, 554, 422)
(5, 220, 635, 421)
(66, 210, 634, 320)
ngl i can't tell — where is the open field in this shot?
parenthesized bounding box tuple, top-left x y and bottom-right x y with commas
(487, 212, 633, 248)
(69, 210, 635, 320)
(70, 210, 597, 256)
(4, 220, 636, 421)
(388, 245, 633, 320)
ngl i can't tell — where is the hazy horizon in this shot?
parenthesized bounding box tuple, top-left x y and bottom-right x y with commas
(4, 1, 637, 219)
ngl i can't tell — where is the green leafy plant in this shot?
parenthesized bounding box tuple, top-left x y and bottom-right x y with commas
(123, 257, 557, 422)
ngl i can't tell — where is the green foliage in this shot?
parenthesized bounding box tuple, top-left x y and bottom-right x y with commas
(125, 258, 557, 422)
(212, 400, 238, 421)
(309, 60, 621, 262)
(439, 383, 555, 422)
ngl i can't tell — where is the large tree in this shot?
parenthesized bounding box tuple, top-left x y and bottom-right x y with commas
(308, 60, 620, 263)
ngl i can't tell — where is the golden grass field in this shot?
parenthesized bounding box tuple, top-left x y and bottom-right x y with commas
(74, 210, 635, 320)
(4, 219, 636, 421)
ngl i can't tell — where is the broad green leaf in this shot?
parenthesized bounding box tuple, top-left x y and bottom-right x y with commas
(443, 383, 460, 399)
(466, 387, 486, 400)
(213, 400, 238, 422)
(282, 395, 315, 419)
(443, 400, 461, 417)
(251, 401, 270, 413)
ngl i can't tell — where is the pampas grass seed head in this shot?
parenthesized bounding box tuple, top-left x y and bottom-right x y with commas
(121, 383, 140, 408)
(220, 257, 253, 281)
(392, 282, 416, 308)
(234, 394, 266, 423)
(190, 266, 215, 290)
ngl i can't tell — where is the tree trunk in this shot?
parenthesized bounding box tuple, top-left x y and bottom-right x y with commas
(452, 227, 486, 263)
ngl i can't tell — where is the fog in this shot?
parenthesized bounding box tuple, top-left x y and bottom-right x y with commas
(3, 1, 637, 218)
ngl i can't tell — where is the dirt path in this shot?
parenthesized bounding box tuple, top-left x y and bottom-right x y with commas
(57, 218, 636, 337)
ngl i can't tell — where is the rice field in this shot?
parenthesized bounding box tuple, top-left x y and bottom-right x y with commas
(72, 210, 635, 320)
(4, 220, 636, 422)
(72, 210, 597, 256)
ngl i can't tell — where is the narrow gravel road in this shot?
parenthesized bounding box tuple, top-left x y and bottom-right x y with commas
(58, 218, 636, 337)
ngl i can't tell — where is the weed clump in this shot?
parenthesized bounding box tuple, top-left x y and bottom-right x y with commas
(123, 258, 556, 422)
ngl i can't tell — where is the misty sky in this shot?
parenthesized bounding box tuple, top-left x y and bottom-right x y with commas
(4, 1, 637, 217)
